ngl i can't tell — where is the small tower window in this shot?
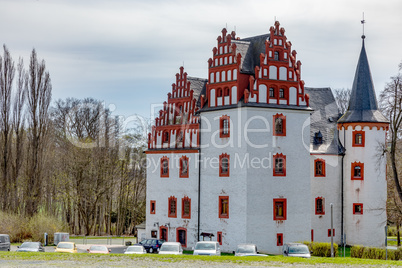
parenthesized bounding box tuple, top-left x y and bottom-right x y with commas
(273, 153, 286, 176)
(219, 154, 230, 177)
(353, 203, 363, 215)
(314, 159, 326, 177)
(351, 162, 364, 180)
(315, 197, 325, 215)
(352, 131, 365, 147)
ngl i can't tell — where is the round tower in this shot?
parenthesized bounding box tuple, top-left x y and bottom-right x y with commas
(337, 37, 389, 247)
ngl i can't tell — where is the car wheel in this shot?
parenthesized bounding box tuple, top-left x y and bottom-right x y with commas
(149, 248, 153, 253)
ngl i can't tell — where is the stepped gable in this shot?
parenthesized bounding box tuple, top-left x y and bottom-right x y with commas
(306, 87, 344, 155)
(338, 39, 388, 123)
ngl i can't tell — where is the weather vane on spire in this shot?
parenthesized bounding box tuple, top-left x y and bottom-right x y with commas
(361, 12, 366, 39)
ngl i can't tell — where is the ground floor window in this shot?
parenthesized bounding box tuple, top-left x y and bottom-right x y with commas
(328, 229, 335, 237)
(277, 233, 283, 246)
(151, 230, 157, 238)
(217, 232, 222, 245)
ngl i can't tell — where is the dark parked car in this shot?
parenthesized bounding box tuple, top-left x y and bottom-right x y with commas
(139, 239, 165, 253)
(0, 234, 10, 251)
(16, 242, 45, 252)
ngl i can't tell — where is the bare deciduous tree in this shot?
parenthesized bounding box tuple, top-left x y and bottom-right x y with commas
(379, 61, 402, 204)
(25, 49, 52, 216)
(333, 88, 351, 115)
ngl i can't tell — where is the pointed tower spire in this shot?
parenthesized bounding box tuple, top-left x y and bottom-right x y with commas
(338, 37, 387, 123)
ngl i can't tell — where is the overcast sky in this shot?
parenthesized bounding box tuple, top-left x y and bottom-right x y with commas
(1, 0, 402, 121)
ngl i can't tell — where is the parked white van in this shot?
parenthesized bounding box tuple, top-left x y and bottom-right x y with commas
(0, 234, 10, 251)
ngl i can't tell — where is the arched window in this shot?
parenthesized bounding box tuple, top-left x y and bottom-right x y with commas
(279, 88, 285, 98)
(274, 51, 279, 60)
(269, 88, 275, 98)
(217, 88, 223, 97)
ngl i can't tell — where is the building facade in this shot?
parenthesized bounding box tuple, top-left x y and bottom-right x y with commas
(145, 21, 388, 254)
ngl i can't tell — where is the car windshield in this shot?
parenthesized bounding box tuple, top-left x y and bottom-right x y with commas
(20, 242, 38, 248)
(126, 246, 143, 252)
(57, 243, 73, 249)
(288, 245, 309, 254)
(236, 245, 256, 254)
(160, 244, 179, 252)
(90, 246, 107, 251)
(195, 243, 216, 250)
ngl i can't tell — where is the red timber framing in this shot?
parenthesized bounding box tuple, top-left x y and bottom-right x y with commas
(147, 66, 201, 150)
(247, 21, 309, 107)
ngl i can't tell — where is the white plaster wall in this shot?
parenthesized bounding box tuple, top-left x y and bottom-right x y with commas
(310, 155, 342, 244)
(199, 109, 248, 252)
(259, 84, 267, 104)
(145, 152, 200, 249)
(279, 67, 287, 80)
(199, 107, 311, 254)
(269, 66, 277, 80)
(339, 125, 387, 247)
(245, 108, 311, 254)
(231, 87, 237, 104)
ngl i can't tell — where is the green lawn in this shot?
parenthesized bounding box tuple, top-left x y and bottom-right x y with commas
(0, 251, 400, 266)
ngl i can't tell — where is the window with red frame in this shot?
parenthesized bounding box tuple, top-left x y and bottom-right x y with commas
(182, 196, 191, 219)
(160, 157, 169, 177)
(315, 197, 325, 215)
(273, 114, 286, 136)
(163, 131, 169, 144)
(351, 162, 364, 180)
(273, 153, 286, 176)
(277, 233, 283, 246)
(168, 196, 177, 218)
(217, 232, 222, 245)
(353, 203, 363, 215)
(177, 228, 187, 247)
(150, 200, 156, 214)
(219, 196, 229, 218)
(219, 153, 230, 177)
(352, 131, 365, 147)
(179, 156, 189, 178)
(314, 159, 326, 177)
(273, 198, 287, 220)
(328, 229, 335, 237)
(311, 229, 314, 242)
(220, 115, 230, 138)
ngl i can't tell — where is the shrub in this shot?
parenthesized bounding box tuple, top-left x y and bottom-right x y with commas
(302, 241, 338, 257)
(351, 246, 402, 260)
(0, 211, 68, 243)
(351, 245, 364, 258)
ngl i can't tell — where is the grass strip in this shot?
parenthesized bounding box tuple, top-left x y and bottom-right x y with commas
(0, 251, 401, 266)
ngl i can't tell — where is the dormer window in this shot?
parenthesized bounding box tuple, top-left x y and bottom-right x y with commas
(314, 131, 323, 144)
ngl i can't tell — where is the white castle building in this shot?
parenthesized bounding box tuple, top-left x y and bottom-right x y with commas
(145, 21, 389, 254)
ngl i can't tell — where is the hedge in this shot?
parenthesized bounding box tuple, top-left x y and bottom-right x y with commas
(351, 245, 402, 260)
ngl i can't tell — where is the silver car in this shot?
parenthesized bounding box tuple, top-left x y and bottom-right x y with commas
(193, 241, 221, 256)
(282, 243, 311, 258)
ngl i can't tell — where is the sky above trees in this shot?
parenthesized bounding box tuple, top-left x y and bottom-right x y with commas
(1, 0, 401, 120)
